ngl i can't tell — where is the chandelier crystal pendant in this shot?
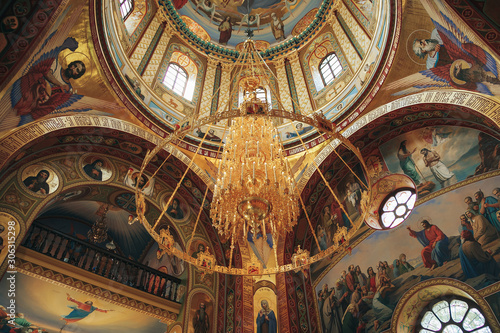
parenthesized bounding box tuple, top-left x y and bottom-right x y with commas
(210, 116, 300, 247)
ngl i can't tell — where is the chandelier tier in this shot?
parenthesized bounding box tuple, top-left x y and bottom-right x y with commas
(211, 116, 299, 245)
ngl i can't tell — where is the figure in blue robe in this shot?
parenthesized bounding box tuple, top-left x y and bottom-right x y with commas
(397, 141, 421, 185)
(478, 192, 500, 231)
(392, 259, 400, 278)
(459, 230, 499, 279)
(247, 229, 273, 268)
(256, 300, 277, 333)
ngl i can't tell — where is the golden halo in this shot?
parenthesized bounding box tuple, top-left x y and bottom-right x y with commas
(61, 51, 93, 87)
(412, 215, 432, 226)
(406, 29, 431, 66)
(449, 59, 470, 86)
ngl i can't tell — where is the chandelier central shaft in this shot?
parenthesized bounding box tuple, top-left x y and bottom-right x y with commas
(210, 116, 299, 244)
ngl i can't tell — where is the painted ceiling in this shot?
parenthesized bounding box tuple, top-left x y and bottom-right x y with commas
(0, 0, 500, 331)
(173, 0, 324, 47)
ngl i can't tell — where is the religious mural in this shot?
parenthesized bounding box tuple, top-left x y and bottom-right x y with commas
(379, 126, 500, 197)
(163, 193, 190, 221)
(384, 0, 500, 97)
(0, 6, 124, 136)
(124, 167, 155, 196)
(253, 286, 278, 333)
(174, 0, 359, 47)
(81, 156, 113, 181)
(485, 291, 500, 324)
(143, 228, 186, 278)
(189, 240, 210, 259)
(187, 291, 213, 333)
(0, 273, 168, 333)
(315, 175, 500, 332)
(20, 164, 59, 196)
(309, 164, 368, 279)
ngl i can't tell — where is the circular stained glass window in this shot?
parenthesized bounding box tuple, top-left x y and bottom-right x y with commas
(417, 297, 492, 333)
(379, 188, 417, 229)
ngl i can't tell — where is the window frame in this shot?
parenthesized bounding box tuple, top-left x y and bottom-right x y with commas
(319, 52, 342, 86)
(119, 0, 134, 20)
(255, 87, 267, 103)
(416, 296, 492, 333)
(163, 62, 189, 97)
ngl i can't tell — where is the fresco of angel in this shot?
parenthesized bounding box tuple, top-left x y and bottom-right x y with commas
(0, 5, 123, 133)
(386, 0, 500, 97)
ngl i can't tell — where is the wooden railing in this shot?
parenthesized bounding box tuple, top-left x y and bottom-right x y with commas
(22, 223, 182, 303)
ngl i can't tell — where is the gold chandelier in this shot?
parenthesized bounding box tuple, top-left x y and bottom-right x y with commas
(132, 39, 411, 276)
(210, 116, 299, 248)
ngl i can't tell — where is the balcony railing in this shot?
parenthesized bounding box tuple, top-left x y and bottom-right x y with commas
(22, 223, 182, 303)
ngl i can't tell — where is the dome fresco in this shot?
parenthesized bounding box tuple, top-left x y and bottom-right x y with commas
(102, 0, 391, 157)
(173, 0, 325, 47)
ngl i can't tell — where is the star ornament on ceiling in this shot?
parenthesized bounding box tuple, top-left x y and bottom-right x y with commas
(245, 28, 254, 38)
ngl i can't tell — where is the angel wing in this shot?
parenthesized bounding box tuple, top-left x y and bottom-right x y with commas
(50, 95, 126, 114)
(384, 64, 493, 96)
(22, 3, 85, 76)
(385, 66, 452, 95)
(420, 0, 499, 76)
(291, 152, 306, 175)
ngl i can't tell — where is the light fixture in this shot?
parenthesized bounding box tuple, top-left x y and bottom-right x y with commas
(134, 39, 375, 275)
(106, 240, 116, 250)
(210, 116, 299, 263)
(364, 174, 417, 230)
(88, 205, 109, 243)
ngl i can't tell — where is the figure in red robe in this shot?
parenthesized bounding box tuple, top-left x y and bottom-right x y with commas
(407, 220, 450, 270)
(60, 294, 111, 331)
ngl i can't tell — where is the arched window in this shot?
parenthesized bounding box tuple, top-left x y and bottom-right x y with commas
(255, 87, 267, 103)
(163, 63, 188, 96)
(417, 297, 492, 333)
(119, 0, 133, 19)
(244, 87, 267, 103)
(319, 53, 342, 86)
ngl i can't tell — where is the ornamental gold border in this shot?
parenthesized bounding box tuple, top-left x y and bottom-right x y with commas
(15, 258, 178, 324)
(0, 115, 211, 187)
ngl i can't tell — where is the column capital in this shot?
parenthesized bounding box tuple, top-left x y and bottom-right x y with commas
(325, 1, 340, 25)
(220, 62, 234, 71)
(272, 57, 287, 69)
(287, 50, 300, 63)
(207, 58, 219, 67)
